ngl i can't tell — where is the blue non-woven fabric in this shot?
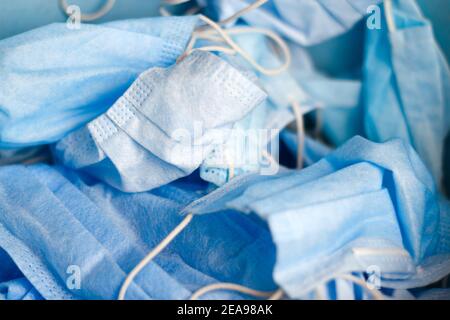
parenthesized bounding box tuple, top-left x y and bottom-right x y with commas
(184, 136, 450, 297)
(0, 16, 199, 147)
(0, 164, 276, 300)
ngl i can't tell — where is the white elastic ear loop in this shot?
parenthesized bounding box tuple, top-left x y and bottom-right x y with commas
(383, 0, 396, 32)
(199, 15, 291, 76)
(178, 25, 237, 63)
(189, 152, 283, 301)
(118, 208, 284, 301)
(160, 7, 171, 17)
(177, 0, 290, 75)
(190, 283, 284, 300)
(291, 101, 305, 169)
(118, 213, 193, 300)
(181, 15, 291, 76)
(323, 274, 385, 300)
(217, 0, 269, 26)
(59, 0, 115, 22)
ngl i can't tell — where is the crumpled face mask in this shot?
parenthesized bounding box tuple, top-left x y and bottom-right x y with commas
(199, 0, 382, 46)
(0, 16, 198, 147)
(183, 136, 450, 298)
(363, 0, 450, 185)
(54, 51, 266, 192)
(0, 164, 277, 300)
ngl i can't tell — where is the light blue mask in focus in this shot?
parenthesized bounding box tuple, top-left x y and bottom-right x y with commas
(54, 51, 266, 192)
(0, 16, 198, 147)
(363, 0, 450, 185)
(184, 136, 450, 298)
(199, 0, 382, 46)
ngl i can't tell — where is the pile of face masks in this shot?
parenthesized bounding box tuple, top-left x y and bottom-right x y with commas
(0, 0, 449, 300)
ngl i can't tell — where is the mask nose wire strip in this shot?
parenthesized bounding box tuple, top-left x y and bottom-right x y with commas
(190, 283, 283, 300)
(59, 0, 116, 22)
(383, 0, 396, 33)
(118, 213, 194, 300)
(291, 101, 305, 169)
(179, 14, 291, 76)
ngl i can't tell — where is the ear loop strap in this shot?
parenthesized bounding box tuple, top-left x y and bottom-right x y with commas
(118, 209, 285, 300)
(118, 213, 193, 300)
(179, 14, 291, 76)
(59, 0, 115, 22)
(383, 0, 396, 32)
(315, 274, 385, 300)
(216, 0, 269, 26)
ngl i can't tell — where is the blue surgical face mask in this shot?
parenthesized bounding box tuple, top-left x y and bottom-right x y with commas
(0, 16, 199, 147)
(184, 136, 450, 298)
(363, 0, 450, 185)
(199, 0, 382, 46)
(0, 164, 277, 300)
(54, 51, 266, 192)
